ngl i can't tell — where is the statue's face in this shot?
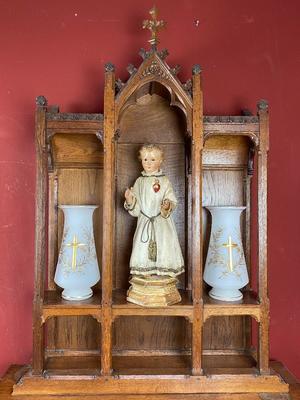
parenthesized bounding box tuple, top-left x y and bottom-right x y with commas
(141, 150, 162, 174)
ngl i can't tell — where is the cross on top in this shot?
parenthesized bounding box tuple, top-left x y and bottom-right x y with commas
(142, 6, 166, 49)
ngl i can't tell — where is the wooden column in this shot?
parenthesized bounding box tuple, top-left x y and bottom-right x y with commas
(32, 96, 48, 375)
(191, 65, 204, 375)
(257, 99, 270, 374)
(101, 63, 115, 376)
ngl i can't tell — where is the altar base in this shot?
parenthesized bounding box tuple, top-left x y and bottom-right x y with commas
(127, 275, 181, 307)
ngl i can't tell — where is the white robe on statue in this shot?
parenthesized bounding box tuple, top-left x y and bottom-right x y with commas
(125, 170, 184, 277)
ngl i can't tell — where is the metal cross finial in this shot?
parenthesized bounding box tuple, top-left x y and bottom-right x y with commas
(142, 6, 166, 50)
(222, 236, 238, 272)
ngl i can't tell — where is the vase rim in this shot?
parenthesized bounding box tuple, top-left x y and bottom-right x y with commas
(205, 206, 246, 210)
(58, 205, 99, 209)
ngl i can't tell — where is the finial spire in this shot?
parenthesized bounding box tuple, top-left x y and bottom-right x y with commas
(142, 6, 166, 50)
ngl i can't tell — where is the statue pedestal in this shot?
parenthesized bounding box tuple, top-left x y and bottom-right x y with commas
(127, 275, 181, 307)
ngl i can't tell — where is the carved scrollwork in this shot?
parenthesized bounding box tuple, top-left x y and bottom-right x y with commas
(142, 60, 169, 79)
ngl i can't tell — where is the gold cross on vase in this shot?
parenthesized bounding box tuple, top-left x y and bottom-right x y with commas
(66, 235, 87, 270)
(222, 236, 238, 272)
(142, 6, 166, 48)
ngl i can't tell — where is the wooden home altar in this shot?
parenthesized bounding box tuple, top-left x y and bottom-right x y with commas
(9, 8, 291, 400)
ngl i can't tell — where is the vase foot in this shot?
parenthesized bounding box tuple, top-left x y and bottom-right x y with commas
(209, 287, 243, 302)
(62, 288, 93, 301)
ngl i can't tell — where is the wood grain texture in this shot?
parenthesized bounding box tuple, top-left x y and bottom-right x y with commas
(28, 47, 276, 397)
(257, 103, 270, 373)
(51, 133, 103, 168)
(101, 67, 115, 375)
(32, 102, 47, 375)
(191, 67, 204, 376)
(3, 361, 297, 399)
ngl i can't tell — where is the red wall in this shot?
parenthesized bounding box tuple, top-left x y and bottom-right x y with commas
(0, 0, 299, 379)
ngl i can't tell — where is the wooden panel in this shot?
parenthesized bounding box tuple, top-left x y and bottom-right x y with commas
(203, 136, 250, 166)
(46, 167, 103, 353)
(48, 316, 100, 351)
(51, 133, 103, 168)
(118, 92, 186, 144)
(113, 317, 191, 352)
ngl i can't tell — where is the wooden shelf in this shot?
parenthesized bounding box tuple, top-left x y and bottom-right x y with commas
(112, 289, 193, 319)
(203, 290, 261, 322)
(42, 290, 102, 322)
(42, 354, 257, 378)
(44, 355, 101, 377)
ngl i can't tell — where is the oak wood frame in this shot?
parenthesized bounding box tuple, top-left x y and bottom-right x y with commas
(14, 48, 288, 398)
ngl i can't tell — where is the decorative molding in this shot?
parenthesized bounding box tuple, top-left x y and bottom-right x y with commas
(105, 62, 115, 72)
(257, 99, 269, 111)
(36, 95, 48, 107)
(203, 115, 259, 124)
(142, 60, 169, 79)
(192, 64, 202, 75)
(46, 113, 103, 121)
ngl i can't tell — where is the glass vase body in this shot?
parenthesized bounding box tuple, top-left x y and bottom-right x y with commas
(54, 205, 100, 300)
(203, 206, 249, 301)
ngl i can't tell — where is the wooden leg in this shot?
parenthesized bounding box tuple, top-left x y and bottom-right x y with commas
(258, 303, 270, 374)
(192, 303, 203, 375)
(32, 312, 44, 375)
(101, 307, 112, 375)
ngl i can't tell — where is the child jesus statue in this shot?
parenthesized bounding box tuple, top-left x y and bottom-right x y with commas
(124, 144, 184, 306)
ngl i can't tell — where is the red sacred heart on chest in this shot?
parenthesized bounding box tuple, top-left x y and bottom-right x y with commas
(152, 179, 160, 193)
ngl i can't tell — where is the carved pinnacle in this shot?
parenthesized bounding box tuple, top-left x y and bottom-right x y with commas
(115, 78, 125, 93)
(36, 95, 48, 107)
(170, 64, 181, 76)
(139, 48, 151, 60)
(105, 62, 115, 72)
(127, 63, 137, 75)
(158, 48, 169, 60)
(192, 64, 202, 75)
(257, 99, 269, 111)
